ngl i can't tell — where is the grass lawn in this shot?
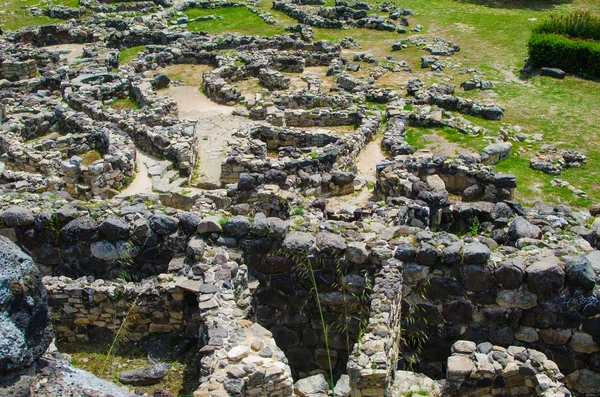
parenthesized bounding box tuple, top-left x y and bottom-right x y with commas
(106, 97, 139, 111)
(0, 0, 80, 30)
(185, 6, 286, 36)
(119, 45, 145, 64)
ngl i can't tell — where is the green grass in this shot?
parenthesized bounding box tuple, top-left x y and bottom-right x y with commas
(0, 0, 80, 30)
(119, 46, 145, 64)
(79, 149, 102, 165)
(59, 342, 198, 397)
(185, 6, 286, 36)
(106, 97, 139, 111)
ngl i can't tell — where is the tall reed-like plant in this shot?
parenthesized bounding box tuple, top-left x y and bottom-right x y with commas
(295, 256, 335, 392)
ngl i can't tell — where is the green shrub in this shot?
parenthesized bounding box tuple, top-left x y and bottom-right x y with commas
(533, 11, 600, 41)
(528, 33, 600, 78)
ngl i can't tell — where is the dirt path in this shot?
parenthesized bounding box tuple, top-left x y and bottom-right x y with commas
(355, 135, 386, 183)
(328, 136, 387, 211)
(157, 86, 234, 118)
(157, 86, 246, 189)
(121, 150, 156, 196)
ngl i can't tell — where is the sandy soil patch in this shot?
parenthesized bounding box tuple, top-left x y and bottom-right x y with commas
(43, 44, 85, 64)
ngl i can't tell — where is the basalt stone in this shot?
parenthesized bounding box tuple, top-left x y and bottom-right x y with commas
(0, 237, 53, 375)
(526, 256, 565, 295)
(1, 206, 34, 228)
(565, 255, 596, 290)
(186, 236, 205, 261)
(331, 170, 355, 186)
(489, 326, 515, 345)
(462, 242, 490, 264)
(237, 173, 257, 192)
(119, 363, 168, 386)
(272, 326, 300, 350)
(62, 216, 99, 244)
(286, 347, 316, 372)
(138, 246, 172, 264)
(153, 74, 171, 89)
(441, 299, 473, 324)
(540, 67, 565, 79)
(442, 243, 462, 265)
(90, 240, 120, 261)
(454, 262, 495, 292)
(495, 259, 525, 290)
(583, 317, 600, 337)
(416, 303, 444, 326)
(425, 277, 466, 300)
(249, 253, 294, 274)
(316, 232, 346, 255)
(283, 231, 315, 252)
(197, 216, 221, 234)
(508, 216, 542, 241)
(131, 219, 159, 247)
(178, 212, 202, 234)
(416, 242, 438, 266)
(395, 244, 416, 262)
(149, 213, 179, 235)
(223, 216, 251, 238)
(99, 215, 130, 242)
(346, 241, 368, 264)
(256, 288, 289, 310)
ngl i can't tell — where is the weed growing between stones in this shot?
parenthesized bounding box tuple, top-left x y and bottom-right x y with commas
(101, 296, 139, 377)
(292, 255, 335, 391)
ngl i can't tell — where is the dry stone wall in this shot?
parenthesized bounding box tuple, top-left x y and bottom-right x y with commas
(45, 275, 201, 343)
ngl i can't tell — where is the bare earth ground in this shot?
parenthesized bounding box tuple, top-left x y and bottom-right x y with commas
(328, 135, 387, 210)
(42, 44, 85, 64)
(156, 85, 246, 189)
(120, 150, 156, 196)
(420, 133, 473, 158)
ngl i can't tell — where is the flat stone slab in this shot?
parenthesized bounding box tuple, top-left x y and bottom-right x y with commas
(174, 276, 202, 293)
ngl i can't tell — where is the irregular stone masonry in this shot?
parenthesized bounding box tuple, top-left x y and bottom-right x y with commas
(407, 78, 504, 121)
(221, 114, 379, 195)
(272, 0, 412, 32)
(347, 258, 403, 397)
(382, 114, 414, 156)
(80, 0, 157, 14)
(0, 59, 37, 81)
(0, 181, 598, 390)
(376, 154, 517, 208)
(444, 341, 571, 396)
(46, 5, 87, 19)
(258, 69, 291, 91)
(44, 275, 201, 343)
(530, 145, 587, 176)
(0, 96, 136, 198)
(1, 7, 599, 397)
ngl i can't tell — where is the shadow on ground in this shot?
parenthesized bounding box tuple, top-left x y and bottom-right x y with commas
(454, 0, 572, 10)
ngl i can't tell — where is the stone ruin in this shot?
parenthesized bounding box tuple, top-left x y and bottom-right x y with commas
(0, 1, 598, 397)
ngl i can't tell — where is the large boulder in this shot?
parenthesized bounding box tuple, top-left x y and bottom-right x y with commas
(0, 237, 53, 375)
(1, 206, 34, 228)
(565, 255, 596, 290)
(526, 255, 565, 295)
(61, 216, 99, 244)
(508, 216, 542, 242)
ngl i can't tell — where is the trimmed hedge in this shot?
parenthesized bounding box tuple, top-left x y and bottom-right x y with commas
(528, 33, 600, 78)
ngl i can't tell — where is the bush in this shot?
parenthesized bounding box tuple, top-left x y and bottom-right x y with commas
(533, 11, 600, 41)
(528, 33, 600, 78)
